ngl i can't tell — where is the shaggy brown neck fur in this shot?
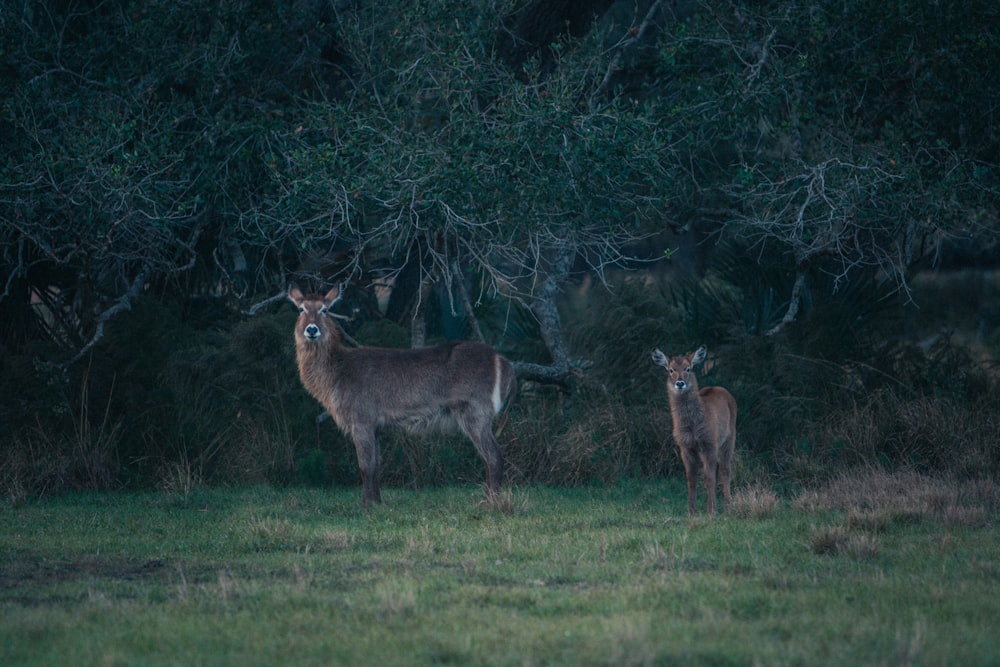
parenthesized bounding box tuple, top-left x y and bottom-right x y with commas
(295, 330, 342, 405)
(669, 386, 710, 445)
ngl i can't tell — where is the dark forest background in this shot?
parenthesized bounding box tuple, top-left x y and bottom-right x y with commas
(2, 0, 999, 501)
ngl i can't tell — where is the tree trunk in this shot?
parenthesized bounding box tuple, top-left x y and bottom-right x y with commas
(528, 242, 578, 417)
(410, 271, 434, 348)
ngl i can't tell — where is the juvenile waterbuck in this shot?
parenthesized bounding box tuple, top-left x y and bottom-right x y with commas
(651, 345, 737, 515)
(289, 283, 517, 506)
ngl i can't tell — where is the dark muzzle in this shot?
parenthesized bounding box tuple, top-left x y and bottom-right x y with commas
(304, 324, 321, 339)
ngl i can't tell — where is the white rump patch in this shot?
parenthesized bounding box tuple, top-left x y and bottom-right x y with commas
(491, 354, 504, 414)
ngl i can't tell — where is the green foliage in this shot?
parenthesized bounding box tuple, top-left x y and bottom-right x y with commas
(647, 0, 999, 304)
(261, 0, 679, 296)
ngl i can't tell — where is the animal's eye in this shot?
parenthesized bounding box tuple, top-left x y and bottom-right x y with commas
(667, 368, 675, 375)
(684, 367, 691, 373)
(318, 306, 328, 314)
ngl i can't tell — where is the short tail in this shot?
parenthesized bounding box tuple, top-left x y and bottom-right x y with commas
(493, 356, 518, 435)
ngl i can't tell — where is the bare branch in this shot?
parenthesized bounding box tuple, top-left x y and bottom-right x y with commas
(592, 0, 665, 108)
(450, 260, 484, 342)
(244, 289, 289, 317)
(765, 270, 806, 336)
(61, 271, 146, 369)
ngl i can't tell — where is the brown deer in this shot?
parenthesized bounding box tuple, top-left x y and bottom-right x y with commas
(651, 345, 737, 515)
(288, 283, 517, 506)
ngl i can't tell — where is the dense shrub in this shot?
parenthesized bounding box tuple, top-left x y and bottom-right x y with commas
(4, 271, 1000, 503)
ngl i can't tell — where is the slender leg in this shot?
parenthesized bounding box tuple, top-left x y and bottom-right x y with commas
(701, 452, 718, 515)
(719, 431, 735, 512)
(718, 458, 732, 512)
(480, 431, 505, 494)
(351, 428, 382, 505)
(457, 409, 505, 495)
(680, 447, 699, 515)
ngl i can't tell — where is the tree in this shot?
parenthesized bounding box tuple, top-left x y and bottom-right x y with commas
(253, 0, 681, 385)
(0, 0, 336, 361)
(640, 0, 1000, 333)
(3, 0, 997, 368)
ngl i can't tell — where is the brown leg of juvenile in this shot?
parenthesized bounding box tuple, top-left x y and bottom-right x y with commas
(702, 453, 718, 515)
(718, 459, 732, 512)
(680, 448, 699, 515)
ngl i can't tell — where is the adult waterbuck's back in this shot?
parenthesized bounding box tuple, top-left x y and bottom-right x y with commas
(651, 345, 737, 515)
(288, 283, 517, 506)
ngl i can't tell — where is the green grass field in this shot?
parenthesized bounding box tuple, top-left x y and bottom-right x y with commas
(2, 474, 998, 666)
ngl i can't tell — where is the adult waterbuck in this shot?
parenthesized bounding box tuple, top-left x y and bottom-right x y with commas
(288, 283, 517, 506)
(651, 345, 737, 515)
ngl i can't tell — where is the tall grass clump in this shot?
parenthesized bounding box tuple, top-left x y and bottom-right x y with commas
(1, 364, 121, 500)
(816, 390, 1000, 478)
(728, 484, 780, 519)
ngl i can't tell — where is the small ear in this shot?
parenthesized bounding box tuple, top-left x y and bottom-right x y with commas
(691, 345, 707, 366)
(288, 282, 304, 305)
(323, 282, 345, 307)
(651, 348, 668, 368)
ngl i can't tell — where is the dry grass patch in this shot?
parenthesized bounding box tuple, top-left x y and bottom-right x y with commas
(845, 509, 891, 532)
(793, 468, 998, 527)
(479, 485, 528, 515)
(729, 484, 779, 519)
(314, 528, 353, 551)
(810, 525, 880, 559)
(246, 515, 298, 551)
(797, 469, 998, 561)
(934, 504, 989, 528)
